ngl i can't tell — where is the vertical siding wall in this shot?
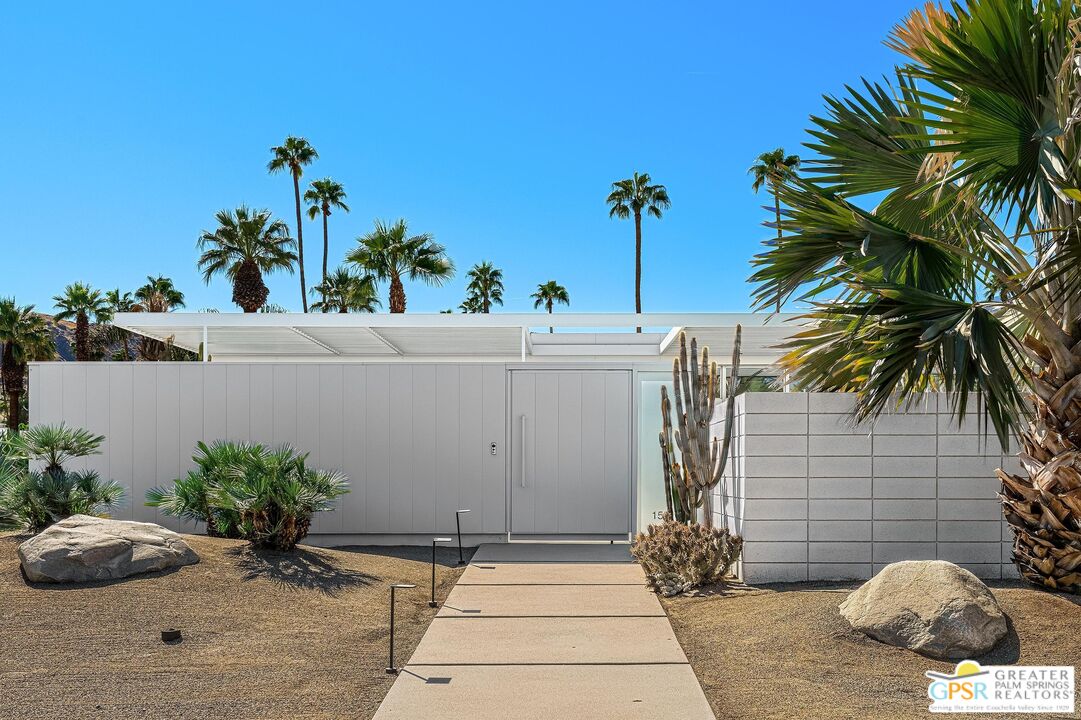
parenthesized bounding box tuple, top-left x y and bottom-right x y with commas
(715, 392, 1018, 583)
(29, 363, 507, 537)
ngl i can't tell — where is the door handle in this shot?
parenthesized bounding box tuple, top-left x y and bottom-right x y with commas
(520, 414, 527, 488)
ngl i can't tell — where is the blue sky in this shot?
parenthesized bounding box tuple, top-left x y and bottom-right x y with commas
(2, 1, 917, 314)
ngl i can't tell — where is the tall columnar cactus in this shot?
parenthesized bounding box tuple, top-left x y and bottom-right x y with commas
(659, 326, 742, 528)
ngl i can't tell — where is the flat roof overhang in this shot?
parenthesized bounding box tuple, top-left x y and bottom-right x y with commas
(112, 312, 799, 364)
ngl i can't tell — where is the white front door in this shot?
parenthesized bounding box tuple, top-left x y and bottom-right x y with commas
(510, 370, 632, 535)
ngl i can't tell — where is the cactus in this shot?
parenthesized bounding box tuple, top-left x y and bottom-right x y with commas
(658, 326, 742, 528)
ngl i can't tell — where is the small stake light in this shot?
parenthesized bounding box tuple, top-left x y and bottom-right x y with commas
(430, 537, 453, 607)
(455, 509, 472, 565)
(387, 583, 415, 674)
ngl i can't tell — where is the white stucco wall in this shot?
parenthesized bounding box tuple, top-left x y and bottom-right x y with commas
(714, 392, 1019, 583)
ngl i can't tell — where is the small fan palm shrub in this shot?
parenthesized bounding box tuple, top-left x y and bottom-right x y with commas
(145, 441, 253, 538)
(0, 424, 124, 532)
(148, 441, 348, 550)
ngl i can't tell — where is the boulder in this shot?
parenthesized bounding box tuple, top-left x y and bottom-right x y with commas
(18, 514, 199, 583)
(839, 560, 1007, 660)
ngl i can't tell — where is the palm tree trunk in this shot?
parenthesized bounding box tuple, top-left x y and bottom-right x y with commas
(321, 211, 329, 313)
(634, 211, 642, 332)
(999, 360, 1081, 593)
(547, 302, 553, 333)
(1, 344, 22, 429)
(389, 273, 406, 313)
(75, 312, 89, 361)
(293, 173, 308, 313)
(773, 187, 783, 313)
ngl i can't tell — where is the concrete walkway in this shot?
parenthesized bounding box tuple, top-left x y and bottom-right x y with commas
(373, 543, 715, 720)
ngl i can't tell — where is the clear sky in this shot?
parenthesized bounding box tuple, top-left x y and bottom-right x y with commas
(2, 1, 918, 314)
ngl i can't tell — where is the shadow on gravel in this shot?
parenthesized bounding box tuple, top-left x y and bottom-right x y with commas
(228, 545, 378, 596)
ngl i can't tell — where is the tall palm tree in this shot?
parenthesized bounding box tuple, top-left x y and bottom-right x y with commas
(346, 219, 454, 313)
(606, 172, 670, 331)
(197, 207, 297, 313)
(310, 267, 380, 313)
(304, 178, 350, 311)
(268, 136, 318, 312)
(53, 283, 111, 361)
(749, 148, 800, 312)
(531, 281, 570, 333)
(464, 261, 504, 313)
(750, 0, 1081, 593)
(0, 299, 54, 429)
(104, 289, 135, 360)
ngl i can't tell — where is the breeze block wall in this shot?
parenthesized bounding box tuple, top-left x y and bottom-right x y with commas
(714, 392, 1019, 583)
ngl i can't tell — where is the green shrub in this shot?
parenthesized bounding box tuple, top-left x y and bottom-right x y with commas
(148, 441, 348, 550)
(631, 514, 743, 596)
(0, 424, 124, 533)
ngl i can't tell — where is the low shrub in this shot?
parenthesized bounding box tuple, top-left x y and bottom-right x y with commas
(631, 514, 743, 596)
(148, 441, 349, 550)
(0, 424, 125, 533)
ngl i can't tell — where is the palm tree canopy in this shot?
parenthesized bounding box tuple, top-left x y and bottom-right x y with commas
(0, 299, 55, 364)
(53, 282, 111, 323)
(749, 148, 801, 194)
(267, 136, 318, 178)
(134, 275, 186, 311)
(749, 0, 1081, 448)
(304, 178, 350, 220)
(196, 207, 297, 283)
(606, 172, 671, 220)
(346, 218, 454, 285)
(310, 267, 381, 313)
(464, 261, 504, 311)
(531, 281, 570, 309)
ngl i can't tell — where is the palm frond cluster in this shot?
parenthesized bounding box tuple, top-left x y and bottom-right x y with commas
(750, 0, 1081, 592)
(147, 440, 349, 550)
(0, 424, 125, 533)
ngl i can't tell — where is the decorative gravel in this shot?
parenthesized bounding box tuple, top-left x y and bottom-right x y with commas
(663, 580, 1081, 719)
(0, 532, 467, 720)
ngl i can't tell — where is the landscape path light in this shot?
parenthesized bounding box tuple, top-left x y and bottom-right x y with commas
(430, 537, 453, 607)
(386, 583, 415, 674)
(455, 509, 471, 565)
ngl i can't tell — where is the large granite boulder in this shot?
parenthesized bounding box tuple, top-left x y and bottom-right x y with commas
(18, 514, 199, 583)
(839, 560, 1007, 660)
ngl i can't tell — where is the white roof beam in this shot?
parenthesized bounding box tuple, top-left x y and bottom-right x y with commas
(367, 327, 403, 355)
(658, 326, 684, 354)
(289, 327, 341, 355)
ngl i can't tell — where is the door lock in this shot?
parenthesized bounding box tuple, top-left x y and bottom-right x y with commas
(490, 442, 497, 456)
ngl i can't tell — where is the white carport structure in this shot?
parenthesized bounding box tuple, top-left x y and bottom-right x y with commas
(31, 313, 798, 545)
(110, 312, 794, 365)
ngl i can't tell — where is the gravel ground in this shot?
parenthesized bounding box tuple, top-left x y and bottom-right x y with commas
(664, 580, 1081, 720)
(0, 532, 469, 720)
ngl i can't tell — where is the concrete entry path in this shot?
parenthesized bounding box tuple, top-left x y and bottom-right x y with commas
(373, 543, 715, 720)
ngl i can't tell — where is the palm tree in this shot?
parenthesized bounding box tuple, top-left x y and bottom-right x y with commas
(268, 136, 319, 312)
(750, 0, 1081, 593)
(464, 261, 504, 313)
(197, 206, 297, 313)
(346, 219, 454, 313)
(531, 281, 570, 333)
(749, 148, 800, 312)
(606, 172, 670, 330)
(310, 267, 380, 313)
(53, 283, 111, 361)
(104, 289, 135, 360)
(459, 294, 484, 314)
(134, 275, 186, 312)
(304, 178, 350, 311)
(0, 299, 54, 429)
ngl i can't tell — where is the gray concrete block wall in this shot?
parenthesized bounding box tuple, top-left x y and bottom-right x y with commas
(715, 393, 1018, 584)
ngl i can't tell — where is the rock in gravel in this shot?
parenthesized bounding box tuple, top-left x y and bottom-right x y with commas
(839, 560, 1007, 660)
(18, 514, 199, 583)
